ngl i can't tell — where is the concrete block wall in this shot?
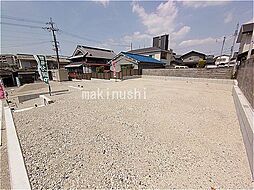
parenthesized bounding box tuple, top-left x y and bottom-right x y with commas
(236, 58, 254, 109)
(142, 68, 233, 79)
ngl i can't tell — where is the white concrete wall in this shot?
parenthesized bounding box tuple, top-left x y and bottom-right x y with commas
(239, 33, 254, 54)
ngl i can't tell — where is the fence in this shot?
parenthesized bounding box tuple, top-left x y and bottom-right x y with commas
(142, 68, 233, 79)
(236, 57, 254, 108)
(68, 69, 139, 80)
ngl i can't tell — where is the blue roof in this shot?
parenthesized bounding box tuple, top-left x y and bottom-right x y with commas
(121, 52, 164, 64)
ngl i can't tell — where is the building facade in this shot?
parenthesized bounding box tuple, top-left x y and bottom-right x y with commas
(65, 45, 116, 78)
(181, 51, 206, 68)
(236, 22, 254, 61)
(110, 52, 165, 75)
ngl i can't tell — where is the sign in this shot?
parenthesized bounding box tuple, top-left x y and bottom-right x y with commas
(34, 55, 49, 84)
(34, 55, 51, 95)
(112, 61, 116, 78)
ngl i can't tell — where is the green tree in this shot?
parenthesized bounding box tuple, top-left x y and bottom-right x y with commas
(197, 59, 206, 68)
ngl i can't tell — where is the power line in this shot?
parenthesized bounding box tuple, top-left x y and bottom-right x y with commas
(1, 41, 51, 48)
(59, 30, 129, 47)
(1, 15, 46, 24)
(0, 22, 44, 29)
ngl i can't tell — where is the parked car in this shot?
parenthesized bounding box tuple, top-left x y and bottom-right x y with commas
(174, 65, 189, 69)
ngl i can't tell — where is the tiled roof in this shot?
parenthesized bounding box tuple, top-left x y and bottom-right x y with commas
(122, 52, 164, 64)
(71, 45, 116, 60)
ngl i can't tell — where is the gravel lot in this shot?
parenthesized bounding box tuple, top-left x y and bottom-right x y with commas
(12, 78, 252, 189)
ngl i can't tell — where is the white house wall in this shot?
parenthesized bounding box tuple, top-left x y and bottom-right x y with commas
(110, 56, 138, 72)
(239, 33, 254, 54)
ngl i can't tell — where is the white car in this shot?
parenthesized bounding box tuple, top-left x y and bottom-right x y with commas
(174, 65, 189, 69)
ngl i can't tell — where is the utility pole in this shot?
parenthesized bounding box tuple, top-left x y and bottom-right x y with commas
(219, 36, 226, 65)
(45, 18, 60, 69)
(230, 22, 239, 59)
(130, 42, 132, 51)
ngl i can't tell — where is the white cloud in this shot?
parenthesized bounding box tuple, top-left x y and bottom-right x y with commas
(123, 32, 152, 43)
(132, 1, 179, 35)
(179, 37, 221, 47)
(182, 1, 229, 8)
(172, 26, 191, 40)
(130, 0, 190, 48)
(224, 12, 233, 23)
(93, 0, 109, 7)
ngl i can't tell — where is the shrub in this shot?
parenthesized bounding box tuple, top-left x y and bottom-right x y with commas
(96, 66, 104, 73)
(197, 59, 206, 68)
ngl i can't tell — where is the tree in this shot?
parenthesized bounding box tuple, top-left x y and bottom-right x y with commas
(197, 59, 206, 68)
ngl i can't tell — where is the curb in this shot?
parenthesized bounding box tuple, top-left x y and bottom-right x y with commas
(4, 107, 31, 189)
(232, 85, 254, 180)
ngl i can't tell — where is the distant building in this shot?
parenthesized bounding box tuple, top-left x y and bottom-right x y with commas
(0, 53, 70, 86)
(66, 45, 116, 76)
(16, 54, 70, 69)
(110, 52, 164, 75)
(153, 34, 169, 50)
(181, 51, 206, 68)
(206, 55, 215, 65)
(0, 54, 18, 68)
(128, 34, 174, 66)
(236, 22, 254, 61)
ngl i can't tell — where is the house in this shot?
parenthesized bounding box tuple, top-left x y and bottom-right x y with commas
(0, 53, 70, 86)
(66, 45, 116, 77)
(181, 51, 206, 68)
(16, 54, 70, 69)
(110, 52, 165, 75)
(0, 54, 18, 69)
(128, 34, 174, 66)
(236, 22, 254, 61)
(167, 54, 183, 68)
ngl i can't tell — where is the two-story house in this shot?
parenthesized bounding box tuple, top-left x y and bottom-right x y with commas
(181, 51, 206, 68)
(236, 22, 254, 61)
(128, 34, 174, 66)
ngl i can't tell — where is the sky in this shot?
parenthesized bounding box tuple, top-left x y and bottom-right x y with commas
(0, 0, 253, 56)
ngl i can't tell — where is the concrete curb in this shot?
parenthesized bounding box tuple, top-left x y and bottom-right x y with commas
(16, 89, 69, 103)
(4, 107, 31, 189)
(68, 85, 83, 90)
(39, 95, 54, 105)
(122, 75, 141, 80)
(232, 85, 254, 180)
(141, 75, 234, 84)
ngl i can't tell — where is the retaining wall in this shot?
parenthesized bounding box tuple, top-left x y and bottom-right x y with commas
(142, 68, 233, 79)
(236, 58, 254, 109)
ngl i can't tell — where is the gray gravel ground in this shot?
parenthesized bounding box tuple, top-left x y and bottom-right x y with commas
(0, 114, 11, 190)
(12, 78, 252, 189)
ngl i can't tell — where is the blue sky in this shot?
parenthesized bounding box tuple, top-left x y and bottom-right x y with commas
(1, 1, 253, 56)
